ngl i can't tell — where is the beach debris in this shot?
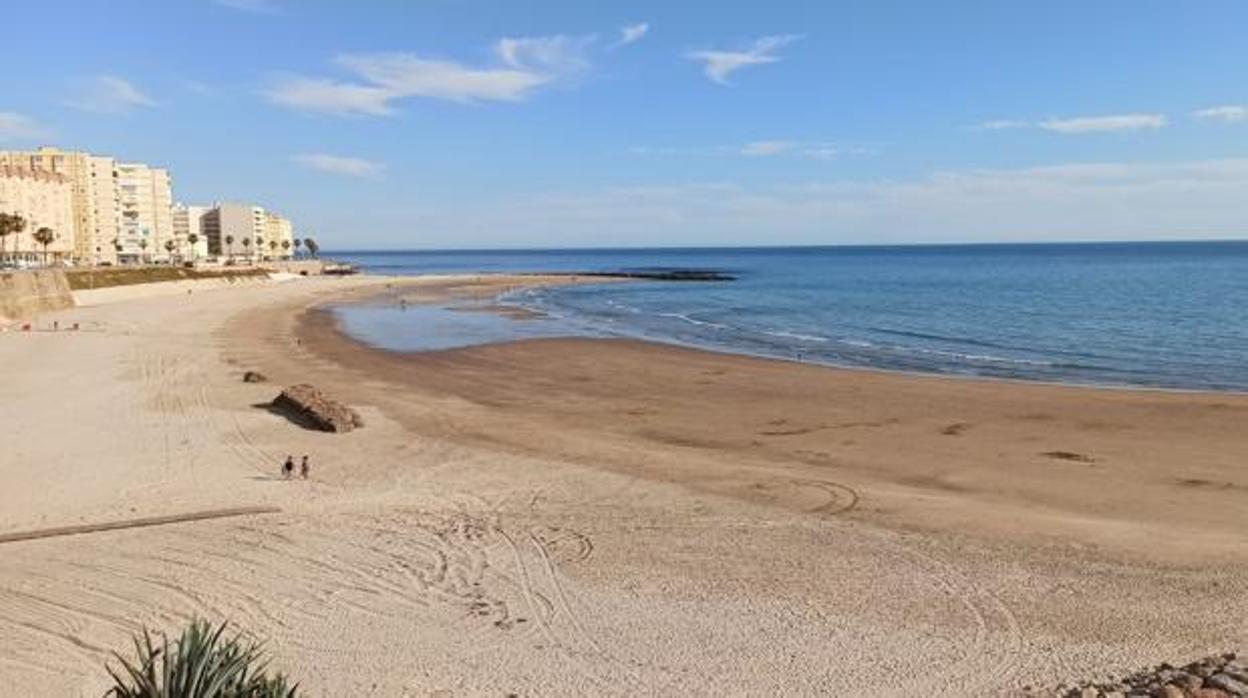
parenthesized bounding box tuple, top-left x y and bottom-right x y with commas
(1030, 652, 1247, 697)
(243, 370, 268, 383)
(271, 383, 363, 433)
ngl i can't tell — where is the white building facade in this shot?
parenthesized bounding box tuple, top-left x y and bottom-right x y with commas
(0, 164, 75, 264)
(115, 163, 174, 263)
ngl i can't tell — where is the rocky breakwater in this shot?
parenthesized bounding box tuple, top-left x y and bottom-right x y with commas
(271, 384, 364, 433)
(1031, 652, 1248, 697)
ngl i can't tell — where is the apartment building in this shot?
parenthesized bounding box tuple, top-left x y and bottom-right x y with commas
(202, 202, 295, 261)
(171, 203, 211, 260)
(263, 211, 296, 259)
(115, 163, 173, 263)
(0, 147, 119, 264)
(0, 164, 75, 263)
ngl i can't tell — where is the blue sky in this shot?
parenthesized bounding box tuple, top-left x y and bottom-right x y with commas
(3, 0, 1247, 248)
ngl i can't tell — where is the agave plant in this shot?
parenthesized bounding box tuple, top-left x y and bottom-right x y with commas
(105, 618, 299, 698)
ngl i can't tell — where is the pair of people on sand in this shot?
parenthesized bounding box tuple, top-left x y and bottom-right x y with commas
(282, 455, 309, 480)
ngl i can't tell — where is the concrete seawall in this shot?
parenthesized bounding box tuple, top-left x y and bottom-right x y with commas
(72, 273, 291, 306)
(0, 269, 75, 323)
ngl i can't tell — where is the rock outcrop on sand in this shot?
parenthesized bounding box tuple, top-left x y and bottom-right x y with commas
(271, 384, 363, 433)
(243, 371, 267, 383)
(1033, 652, 1247, 697)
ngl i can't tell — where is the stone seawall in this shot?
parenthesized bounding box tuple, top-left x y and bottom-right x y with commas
(72, 273, 287, 306)
(0, 269, 75, 323)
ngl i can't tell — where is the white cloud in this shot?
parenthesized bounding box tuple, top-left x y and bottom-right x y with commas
(266, 77, 399, 116)
(391, 158, 1248, 247)
(66, 75, 158, 114)
(1193, 105, 1248, 123)
(1038, 113, 1167, 134)
(292, 153, 384, 178)
(614, 23, 649, 47)
(495, 34, 594, 74)
(213, 0, 279, 12)
(976, 119, 1031, 131)
(740, 140, 796, 156)
(337, 54, 549, 103)
(975, 113, 1168, 134)
(687, 35, 801, 85)
(0, 112, 51, 142)
(267, 35, 593, 115)
(738, 140, 857, 160)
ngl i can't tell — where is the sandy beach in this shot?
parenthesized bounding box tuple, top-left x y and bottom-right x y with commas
(1, 274, 1246, 696)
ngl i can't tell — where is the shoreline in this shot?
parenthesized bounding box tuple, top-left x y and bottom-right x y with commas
(296, 277, 1248, 563)
(330, 273, 1248, 398)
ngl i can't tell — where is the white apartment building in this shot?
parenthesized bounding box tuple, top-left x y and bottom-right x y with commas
(171, 203, 211, 261)
(0, 164, 75, 264)
(263, 211, 296, 259)
(115, 163, 173, 264)
(0, 147, 120, 264)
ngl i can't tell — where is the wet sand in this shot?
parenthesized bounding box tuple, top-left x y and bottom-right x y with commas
(1, 273, 1245, 696)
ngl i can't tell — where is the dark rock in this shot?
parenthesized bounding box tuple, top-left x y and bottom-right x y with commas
(243, 370, 267, 383)
(271, 384, 363, 433)
(1207, 673, 1248, 696)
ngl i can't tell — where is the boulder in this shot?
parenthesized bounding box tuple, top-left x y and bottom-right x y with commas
(272, 384, 363, 433)
(243, 370, 267, 383)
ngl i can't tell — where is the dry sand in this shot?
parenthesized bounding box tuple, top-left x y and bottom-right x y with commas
(1, 274, 1245, 696)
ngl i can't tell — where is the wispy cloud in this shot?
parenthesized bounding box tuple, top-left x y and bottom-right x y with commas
(66, 75, 158, 114)
(1039, 114, 1167, 134)
(740, 140, 796, 156)
(686, 35, 801, 85)
(267, 35, 593, 115)
(213, 0, 279, 13)
(740, 140, 863, 160)
(0, 112, 51, 142)
(975, 119, 1031, 131)
(406, 158, 1248, 247)
(1193, 105, 1248, 123)
(293, 153, 384, 178)
(976, 113, 1167, 134)
(613, 23, 649, 48)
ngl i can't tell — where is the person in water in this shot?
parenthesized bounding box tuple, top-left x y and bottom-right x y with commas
(282, 455, 294, 479)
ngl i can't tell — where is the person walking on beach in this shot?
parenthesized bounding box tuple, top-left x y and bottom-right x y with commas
(300, 455, 310, 480)
(282, 455, 294, 479)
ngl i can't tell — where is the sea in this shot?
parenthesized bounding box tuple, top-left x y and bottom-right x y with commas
(329, 242, 1248, 392)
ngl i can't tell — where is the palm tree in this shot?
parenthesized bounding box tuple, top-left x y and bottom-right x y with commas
(254, 236, 264, 260)
(0, 213, 28, 263)
(139, 238, 149, 264)
(281, 239, 291, 259)
(292, 238, 302, 256)
(32, 227, 55, 266)
(187, 233, 199, 264)
(303, 237, 319, 259)
(242, 237, 252, 264)
(164, 239, 175, 263)
(225, 234, 235, 262)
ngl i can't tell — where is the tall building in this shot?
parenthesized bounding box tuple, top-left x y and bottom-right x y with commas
(171, 204, 210, 260)
(115, 163, 173, 263)
(202, 203, 295, 261)
(202, 202, 262, 261)
(0, 164, 75, 263)
(263, 211, 296, 259)
(0, 147, 119, 265)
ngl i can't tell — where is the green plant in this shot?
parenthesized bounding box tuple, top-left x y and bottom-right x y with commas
(105, 618, 298, 698)
(0, 212, 28, 261)
(33, 226, 55, 264)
